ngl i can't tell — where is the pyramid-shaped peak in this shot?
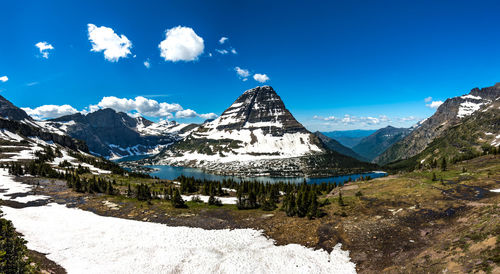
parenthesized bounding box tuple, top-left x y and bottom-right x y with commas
(209, 86, 308, 135)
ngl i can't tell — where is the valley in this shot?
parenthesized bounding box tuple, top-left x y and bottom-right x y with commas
(0, 83, 498, 273)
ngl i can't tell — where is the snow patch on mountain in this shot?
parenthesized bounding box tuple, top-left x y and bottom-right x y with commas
(135, 119, 193, 137)
(457, 101, 484, 118)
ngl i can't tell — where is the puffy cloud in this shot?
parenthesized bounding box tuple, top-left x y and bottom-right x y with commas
(219, 37, 228, 44)
(426, 100, 443, 109)
(35, 42, 54, 59)
(424, 96, 432, 103)
(144, 60, 151, 69)
(97, 96, 182, 117)
(0, 76, 8, 82)
(175, 109, 197, 118)
(159, 26, 204, 62)
(175, 109, 218, 120)
(216, 49, 228, 55)
(234, 66, 249, 79)
(253, 73, 269, 83)
(87, 23, 132, 62)
(199, 112, 217, 120)
(22, 105, 78, 120)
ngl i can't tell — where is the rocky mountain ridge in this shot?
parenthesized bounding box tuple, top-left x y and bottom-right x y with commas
(376, 83, 500, 165)
(43, 109, 193, 158)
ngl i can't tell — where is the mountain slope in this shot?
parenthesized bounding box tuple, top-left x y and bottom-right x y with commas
(314, 131, 367, 161)
(0, 95, 31, 121)
(352, 126, 410, 161)
(376, 83, 500, 165)
(0, 95, 123, 175)
(385, 98, 500, 170)
(42, 109, 193, 158)
(147, 86, 376, 176)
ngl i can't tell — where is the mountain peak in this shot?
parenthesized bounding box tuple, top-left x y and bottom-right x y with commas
(207, 86, 307, 135)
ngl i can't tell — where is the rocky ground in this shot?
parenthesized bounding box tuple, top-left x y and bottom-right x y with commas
(6, 154, 500, 273)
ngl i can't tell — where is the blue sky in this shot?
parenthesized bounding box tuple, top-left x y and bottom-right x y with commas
(1, 0, 500, 131)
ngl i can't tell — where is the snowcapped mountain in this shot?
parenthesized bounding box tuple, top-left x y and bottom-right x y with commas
(41, 109, 194, 159)
(0, 96, 118, 174)
(375, 83, 500, 165)
(147, 86, 375, 176)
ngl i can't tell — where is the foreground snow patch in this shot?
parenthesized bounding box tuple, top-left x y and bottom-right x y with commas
(0, 169, 49, 203)
(2, 203, 356, 274)
(490, 189, 500, 193)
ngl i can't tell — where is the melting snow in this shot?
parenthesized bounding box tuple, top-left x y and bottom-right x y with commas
(457, 101, 483, 118)
(0, 169, 356, 274)
(461, 94, 482, 100)
(0, 169, 50, 203)
(181, 194, 238, 204)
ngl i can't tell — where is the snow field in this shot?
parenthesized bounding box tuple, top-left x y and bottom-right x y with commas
(0, 169, 357, 274)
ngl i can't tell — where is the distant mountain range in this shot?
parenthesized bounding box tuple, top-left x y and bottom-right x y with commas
(351, 126, 411, 162)
(321, 130, 376, 148)
(4, 81, 497, 175)
(41, 109, 194, 158)
(313, 131, 367, 161)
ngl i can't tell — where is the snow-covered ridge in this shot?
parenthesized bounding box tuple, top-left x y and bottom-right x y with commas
(135, 119, 194, 137)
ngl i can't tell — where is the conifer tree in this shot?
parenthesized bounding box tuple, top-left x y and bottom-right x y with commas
(171, 189, 187, 208)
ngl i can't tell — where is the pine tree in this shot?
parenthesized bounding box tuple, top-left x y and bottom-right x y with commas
(306, 191, 319, 219)
(338, 191, 345, 207)
(171, 189, 187, 208)
(441, 157, 447, 171)
(127, 184, 133, 197)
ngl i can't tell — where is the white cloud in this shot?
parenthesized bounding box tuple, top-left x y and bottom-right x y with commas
(424, 96, 432, 103)
(219, 37, 228, 44)
(314, 114, 393, 126)
(87, 23, 132, 62)
(35, 42, 54, 59)
(22, 105, 78, 120)
(235, 67, 250, 79)
(175, 109, 218, 120)
(313, 115, 337, 121)
(159, 26, 204, 62)
(216, 49, 228, 55)
(175, 109, 197, 118)
(144, 60, 151, 69)
(97, 96, 182, 118)
(253, 73, 270, 83)
(426, 100, 443, 109)
(0, 76, 8, 82)
(231, 48, 237, 54)
(199, 113, 217, 120)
